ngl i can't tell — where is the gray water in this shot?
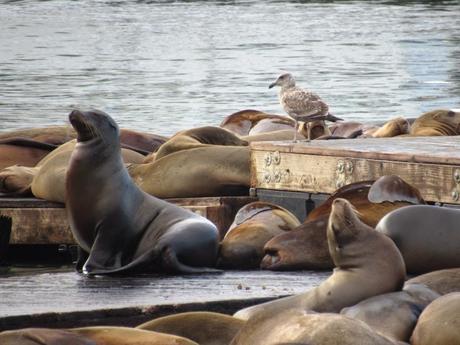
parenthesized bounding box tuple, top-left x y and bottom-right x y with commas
(1, 0, 459, 136)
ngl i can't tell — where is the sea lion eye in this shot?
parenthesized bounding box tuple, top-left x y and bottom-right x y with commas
(447, 111, 455, 117)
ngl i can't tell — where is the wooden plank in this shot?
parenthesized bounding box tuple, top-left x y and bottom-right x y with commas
(251, 136, 460, 165)
(251, 150, 460, 204)
(0, 197, 256, 245)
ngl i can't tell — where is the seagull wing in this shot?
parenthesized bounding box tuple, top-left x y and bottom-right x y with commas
(281, 88, 328, 118)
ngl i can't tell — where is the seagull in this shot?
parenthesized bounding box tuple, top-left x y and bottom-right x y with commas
(269, 73, 339, 141)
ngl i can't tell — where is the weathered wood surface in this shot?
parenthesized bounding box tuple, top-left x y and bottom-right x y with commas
(0, 196, 255, 245)
(0, 269, 329, 330)
(251, 137, 460, 204)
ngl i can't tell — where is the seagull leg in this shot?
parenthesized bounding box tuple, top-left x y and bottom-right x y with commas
(293, 120, 298, 143)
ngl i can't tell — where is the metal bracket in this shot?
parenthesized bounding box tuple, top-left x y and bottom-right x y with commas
(452, 169, 460, 202)
(336, 159, 354, 189)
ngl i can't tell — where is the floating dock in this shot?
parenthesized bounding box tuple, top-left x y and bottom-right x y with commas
(251, 136, 460, 207)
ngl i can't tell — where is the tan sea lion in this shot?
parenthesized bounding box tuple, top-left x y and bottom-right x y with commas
(341, 283, 440, 342)
(66, 109, 220, 274)
(405, 268, 460, 295)
(128, 145, 250, 199)
(410, 109, 460, 136)
(376, 205, 460, 274)
(410, 292, 460, 345)
(155, 126, 247, 161)
(0, 165, 37, 196)
(72, 326, 199, 345)
(230, 309, 400, 345)
(0, 328, 95, 345)
(371, 117, 410, 138)
(220, 109, 291, 135)
(218, 202, 300, 269)
(24, 140, 144, 203)
(137, 311, 245, 345)
(234, 198, 406, 320)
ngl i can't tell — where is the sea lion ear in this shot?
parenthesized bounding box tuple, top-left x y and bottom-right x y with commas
(447, 110, 456, 117)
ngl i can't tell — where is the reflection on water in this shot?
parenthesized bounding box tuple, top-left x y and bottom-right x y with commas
(0, 0, 459, 135)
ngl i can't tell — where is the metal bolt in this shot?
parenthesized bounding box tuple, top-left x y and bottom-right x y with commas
(274, 170, 281, 183)
(345, 161, 354, 174)
(454, 169, 460, 184)
(452, 190, 459, 202)
(264, 153, 272, 167)
(263, 172, 271, 183)
(337, 161, 345, 173)
(273, 151, 281, 165)
(336, 180, 344, 188)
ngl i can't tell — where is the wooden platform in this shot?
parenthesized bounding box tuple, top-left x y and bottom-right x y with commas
(0, 269, 329, 330)
(251, 136, 460, 205)
(0, 196, 256, 246)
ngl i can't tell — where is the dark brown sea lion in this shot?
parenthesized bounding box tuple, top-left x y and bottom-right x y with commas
(328, 121, 377, 139)
(0, 125, 76, 145)
(248, 117, 295, 135)
(242, 129, 306, 142)
(230, 309, 400, 345)
(376, 205, 460, 274)
(0, 138, 57, 171)
(410, 292, 460, 345)
(261, 176, 423, 271)
(155, 126, 247, 161)
(66, 109, 220, 274)
(405, 268, 460, 295)
(234, 198, 406, 320)
(341, 283, 440, 342)
(410, 109, 460, 136)
(218, 202, 300, 269)
(261, 214, 332, 270)
(220, 109, 293, 135)
(137, 311, 245, 345)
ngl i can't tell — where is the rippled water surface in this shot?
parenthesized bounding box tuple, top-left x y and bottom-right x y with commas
(1, 0, 459, 135)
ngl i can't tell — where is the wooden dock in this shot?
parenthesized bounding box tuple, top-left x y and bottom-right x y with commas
(251, 136, 460, 206)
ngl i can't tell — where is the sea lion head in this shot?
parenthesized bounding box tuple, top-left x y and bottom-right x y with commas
(411, 109, 460, 136)
(372, 117, 410, 138)
(327, 198, 363, 261)
(269, 73, 295, 89)
(69, 109, 119, 143)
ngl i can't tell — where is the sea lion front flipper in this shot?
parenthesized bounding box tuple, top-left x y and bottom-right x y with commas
(161, 246, 222, 274)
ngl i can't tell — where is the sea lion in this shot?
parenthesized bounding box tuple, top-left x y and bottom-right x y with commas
(0, 165, 37, 196)
(371, 117, 410, 138)
(72, 326, 199, 345)
(127, 145, 250, 199)
(376, 205, 460, 274)
(22, 140, 143, 203)
(410, 292, 460, 345)
(0, 328, 95, 345)
(262, 176, 422, 272)
(66, 109, 220, 274)
(242, 129, 306, 142)
(137, 311, 245, 345)
(248, 117, 295, 135)
(218, 202, 300, 269)
(261, 214, 333, 270)
(234, 198, 406, 320)
(230, 309, 400, 345)
(328, 121, 377, 139)
(341, 283, 440, 342)
(155, 126, 247, 161)
(405, 268, 460, 295)
(0, 125, 76, 145)
(0, 138, 57, 171)
(410, 109, 460, 136)
(220, 109, 292, 135)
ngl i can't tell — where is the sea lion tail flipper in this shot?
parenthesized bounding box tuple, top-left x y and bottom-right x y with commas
(161, 246, 223, 274)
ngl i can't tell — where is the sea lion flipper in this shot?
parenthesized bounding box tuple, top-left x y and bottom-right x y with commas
(162, 246, 222, 274)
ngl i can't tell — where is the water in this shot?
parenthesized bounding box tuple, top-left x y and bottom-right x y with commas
(1, 0, 459, 136)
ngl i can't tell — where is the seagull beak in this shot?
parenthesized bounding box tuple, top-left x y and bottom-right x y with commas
(268, 82, 276, 89)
